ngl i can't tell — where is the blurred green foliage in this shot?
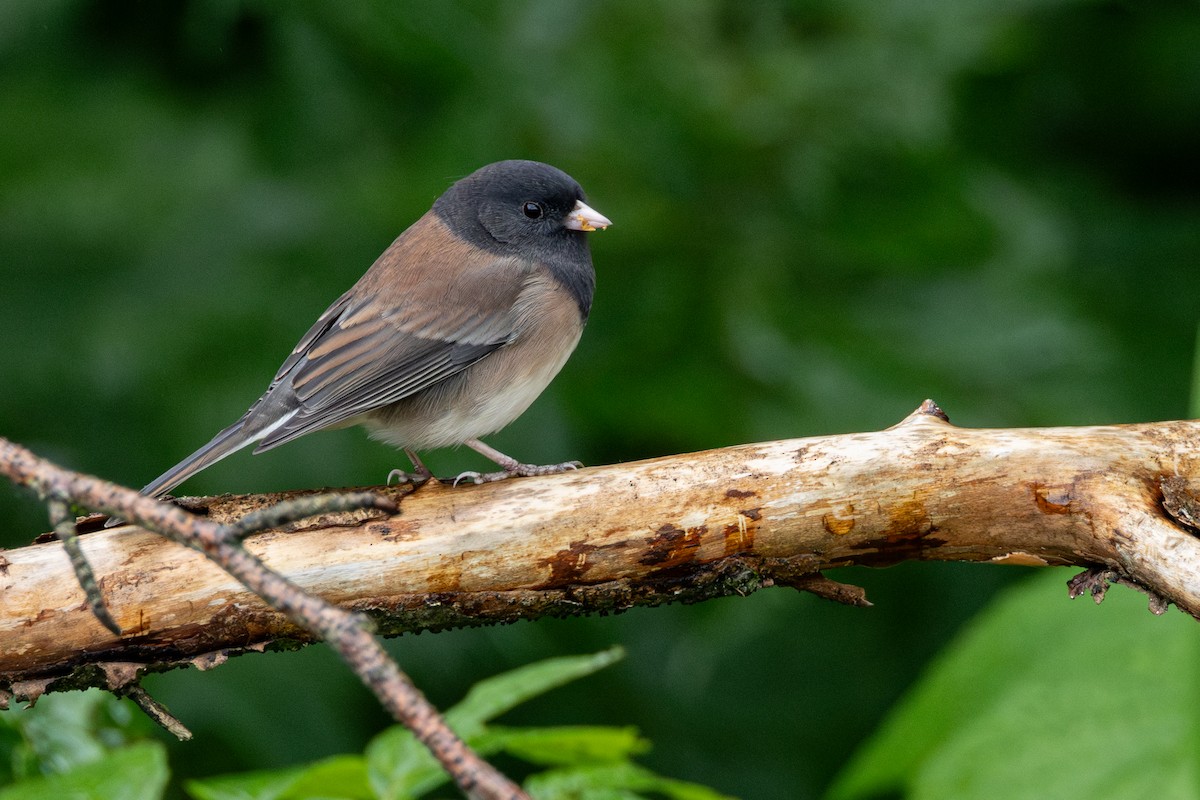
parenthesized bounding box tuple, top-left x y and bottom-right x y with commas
(2, 651, 732, 800)
(830, 569, 1200, 799)
(0, 691, 167, 800)
(1, 1, 1197, 798)
(0, 690, 156, 786)
(185, 648, 731, 800)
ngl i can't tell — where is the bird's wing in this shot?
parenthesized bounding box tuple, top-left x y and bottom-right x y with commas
(247, 223, 532, 451)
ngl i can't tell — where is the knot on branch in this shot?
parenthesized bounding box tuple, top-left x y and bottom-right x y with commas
(1161, 475, 1200, 535)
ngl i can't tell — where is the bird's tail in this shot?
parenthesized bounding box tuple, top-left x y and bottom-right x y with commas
(104, 419, 256, 528)
(140, 419, 255, 499)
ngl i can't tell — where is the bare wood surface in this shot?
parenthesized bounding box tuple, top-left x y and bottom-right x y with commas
(4, 402, 1200, 695)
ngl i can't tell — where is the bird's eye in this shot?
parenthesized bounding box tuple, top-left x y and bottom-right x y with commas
(522, 202, 544, 219)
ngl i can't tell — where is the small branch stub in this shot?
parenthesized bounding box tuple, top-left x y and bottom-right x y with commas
(124, 684, 192, 741)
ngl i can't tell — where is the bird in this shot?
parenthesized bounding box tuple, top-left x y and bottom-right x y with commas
(139, 159, 610, 500)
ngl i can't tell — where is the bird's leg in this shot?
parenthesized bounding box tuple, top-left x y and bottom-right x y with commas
(453, 438, 583, 485)
(386, 449, 434, 486)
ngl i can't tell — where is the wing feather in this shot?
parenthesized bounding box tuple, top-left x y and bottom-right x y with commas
(243, 214, 534, 451)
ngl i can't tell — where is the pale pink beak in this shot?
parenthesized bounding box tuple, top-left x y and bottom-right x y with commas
(565, 200, 612, 232)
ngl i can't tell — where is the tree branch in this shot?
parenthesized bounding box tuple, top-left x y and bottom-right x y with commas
(4, 400, 1200, 698)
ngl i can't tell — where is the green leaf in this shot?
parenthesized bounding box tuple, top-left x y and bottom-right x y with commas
(186, 755, 371, 800)
(366, 647, 626, 800)
(0, 689, 146, 780)
(828, 569, 1200, 800)
(280, 756, 372, 800)
(525, 762, 737, 800)
(445, 647, 626, 736)
(485, 725, 650, 766)
(187, 767, 307, 800)
(0, 741, 168, 800)
(363, 723, 646, 799)
(362, 726, 440, 800)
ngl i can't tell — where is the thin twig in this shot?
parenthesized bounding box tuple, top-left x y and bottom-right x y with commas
(0, 437, 528, 800)
(227, 491, 396, 539)
(48, 498, 120, 635)
(123, 684, 192, 741)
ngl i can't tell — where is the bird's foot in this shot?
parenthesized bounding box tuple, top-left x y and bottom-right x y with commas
(386, 468, 432, 486)
(387, 449, 434, 486)
(454, 439, 583, 486)
(453, 460, 583, 486)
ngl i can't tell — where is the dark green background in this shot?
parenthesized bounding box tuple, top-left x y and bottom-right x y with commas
(2, 1, 1197, 797)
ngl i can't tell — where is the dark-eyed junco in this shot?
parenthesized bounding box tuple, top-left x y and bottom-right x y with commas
(141, 159, 610, 497)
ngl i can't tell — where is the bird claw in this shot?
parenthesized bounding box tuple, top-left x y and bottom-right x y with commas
(452, 470, 486, 486)
(452, 460, 583, 487)
(386, 468, 431, 486)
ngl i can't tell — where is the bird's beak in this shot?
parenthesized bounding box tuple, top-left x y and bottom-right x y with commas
(565, 200, 612, 232)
